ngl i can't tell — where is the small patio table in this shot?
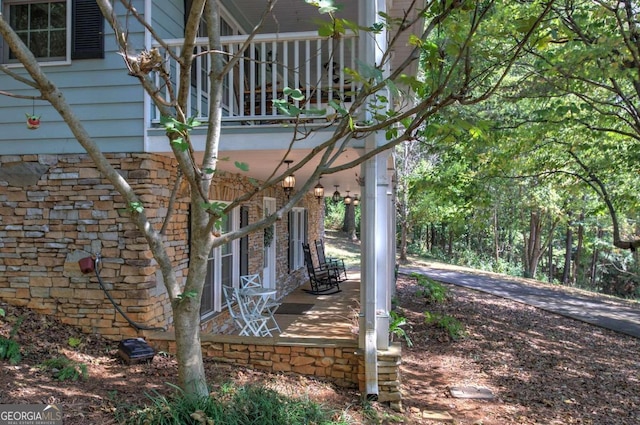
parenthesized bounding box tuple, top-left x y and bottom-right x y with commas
(238, 287, 277, 336)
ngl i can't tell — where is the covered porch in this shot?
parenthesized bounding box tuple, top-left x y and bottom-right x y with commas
(252, 270, 360, 341)
(148, 267, 403, 407)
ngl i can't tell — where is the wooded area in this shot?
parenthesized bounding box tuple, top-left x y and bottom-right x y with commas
(396, 0, 640, 298)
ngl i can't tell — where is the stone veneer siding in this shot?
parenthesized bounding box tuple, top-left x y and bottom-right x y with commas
(0, 153, 187, 339)
(0, 153, 323, 340)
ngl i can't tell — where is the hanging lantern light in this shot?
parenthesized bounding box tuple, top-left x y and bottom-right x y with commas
(282, 160, 295, 198)
(344, 190, 352, 205)
(353, 194, 360, 206)
(332, 185, 341, 203)
(314, 179, 325, 203)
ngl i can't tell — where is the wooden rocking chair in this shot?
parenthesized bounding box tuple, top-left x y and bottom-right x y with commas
(302, 243, 341, 295)
(314, 239, 348, 282)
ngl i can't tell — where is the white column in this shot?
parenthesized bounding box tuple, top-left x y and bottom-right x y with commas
(358, 0, 389, 398)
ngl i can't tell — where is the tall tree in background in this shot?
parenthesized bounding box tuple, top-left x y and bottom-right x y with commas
(516, 0, 640, 252)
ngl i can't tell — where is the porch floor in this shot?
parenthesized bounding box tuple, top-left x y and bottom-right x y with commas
(246, 271, 360, 341)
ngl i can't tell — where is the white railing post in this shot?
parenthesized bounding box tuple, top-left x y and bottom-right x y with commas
(151, 31, 357, 125)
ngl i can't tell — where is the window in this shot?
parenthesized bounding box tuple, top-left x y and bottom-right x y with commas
(201, 206, 240, 319)
(289, 208, 307, 271)
(2, 0, 103, 64)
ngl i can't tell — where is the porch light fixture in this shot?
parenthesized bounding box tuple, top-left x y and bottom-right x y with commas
(332, 185, 341, 203)
(314, 179, 325, 203)
(282, 160, 295, 198)
(353, 194, 360, 206)
(344, 190, 352, 205)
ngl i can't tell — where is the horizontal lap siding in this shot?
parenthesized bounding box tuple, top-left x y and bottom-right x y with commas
(0, 0, 148, 154)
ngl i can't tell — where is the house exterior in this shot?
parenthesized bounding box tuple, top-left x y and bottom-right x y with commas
(0, 0, 420, 398)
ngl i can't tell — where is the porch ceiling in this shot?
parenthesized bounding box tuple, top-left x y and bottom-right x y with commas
(212, 147, 364, 198)
(226, 0, 359, 34)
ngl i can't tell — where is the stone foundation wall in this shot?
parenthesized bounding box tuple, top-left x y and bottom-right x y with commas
(149, 334, 402, 407)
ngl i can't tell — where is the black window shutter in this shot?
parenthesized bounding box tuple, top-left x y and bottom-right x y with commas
(288, 211, 294, 273)
(240, 206, 249, 276)
(72, 0, 104, 59)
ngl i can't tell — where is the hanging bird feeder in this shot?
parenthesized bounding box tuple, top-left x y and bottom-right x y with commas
(25, 99, 40, 129)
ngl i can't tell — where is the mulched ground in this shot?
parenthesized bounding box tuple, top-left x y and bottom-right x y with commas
(396, 274, 640, 425)
(1, 272, 639, 424)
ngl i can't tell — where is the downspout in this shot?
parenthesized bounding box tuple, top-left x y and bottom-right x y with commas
(359, 0, 389, 398)
(361, 148, 378, 397)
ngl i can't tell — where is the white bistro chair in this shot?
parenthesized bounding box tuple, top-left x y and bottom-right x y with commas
(223, 285, 270, 337)
(240, 274, 281, 333)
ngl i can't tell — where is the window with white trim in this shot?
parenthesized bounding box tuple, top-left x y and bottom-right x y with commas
(1, 0, 104, 65)
(289, 208, 307, 270)
(201, 206, 240, 319)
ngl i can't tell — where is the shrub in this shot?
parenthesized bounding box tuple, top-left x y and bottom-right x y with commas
(389, 310, 413, 347)
(0, 311, 24, 365)
(0, 336, 21, 365)
(40, 356, 88, 381)
(424, 311, 466, 341)
(118, 382, 352, 425)
(413, 273, 449, 303)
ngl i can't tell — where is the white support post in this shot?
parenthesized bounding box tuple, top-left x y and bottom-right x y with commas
(358, 0, 390, 399)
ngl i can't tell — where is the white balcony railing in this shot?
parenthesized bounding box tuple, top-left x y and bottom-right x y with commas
(152, 31, 358, 124)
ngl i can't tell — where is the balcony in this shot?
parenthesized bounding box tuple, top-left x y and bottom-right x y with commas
(152, 31, 358, 125)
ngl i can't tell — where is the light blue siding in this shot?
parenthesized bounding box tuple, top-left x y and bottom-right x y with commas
(151, 0, 185, 40)
(0, 0, 150, 155)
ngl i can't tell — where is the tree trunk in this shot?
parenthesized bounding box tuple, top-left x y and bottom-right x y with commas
(493, 206, 500, 265)
(399, 216, 408, 261)
(523, 210, 558, 279)
(342, 203, 357, 241)
(174, 298, 208, 395)
(561, 223, 573, 285)
(571, 211, 584, 286)
(547, 234, 553, 283)
(589, 226, 603, 288)
(523, 211, 543, 278)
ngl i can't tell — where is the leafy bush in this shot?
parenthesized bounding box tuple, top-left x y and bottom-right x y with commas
(40, 356, 88, 381)
(0, 311, 24, 365)
(413, 273, 449, 303)
(118, 382, 353, 425)
(0, 336, 21, 365)
(389, 310, 413, 347)
(324, 199, 345, 230)
(424, 311, 466, 341)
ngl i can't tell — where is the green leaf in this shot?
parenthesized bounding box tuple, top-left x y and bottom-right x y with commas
(201, 201, 226, 215)
(177, 290, 197, 300)
(187, 116, 202, 127)
(234, 161, 249, 172)
(128, 201, 144, 214)
(369, 22, 384, 34)
(171, 137, 189, 152)
(67, 337, 82, 348)
(273, 99, 302, 116)
(283, 87, 305, 101)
